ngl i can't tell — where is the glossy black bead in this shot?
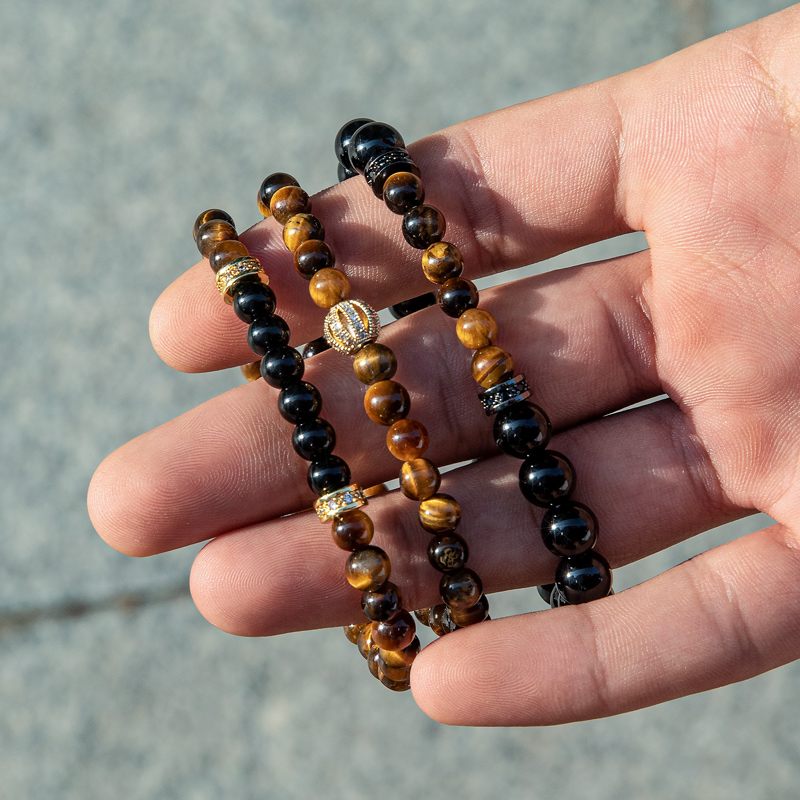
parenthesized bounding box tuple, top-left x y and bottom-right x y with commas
(388, 293, 437, 319)
(347, 122, 405, 174)
(518, 450, 575, 507)
(233, 281, 276, 324)
(537, 584, 555, 604)
(555, 551, 612, 604)
(258, 172, 299, 213)
(337, 163, 358, 182)
(277, 381, 322, 424)
(291, 417, 336, 460)
(247, 315, 290, 356)
(437, 278, 479, 318)
(361, 582, 403, 622)
(541, 501, 598, 557)
(427, 533, 469, 573)
(307, 455, 351, 496)
(335, 118, 374, 171)
(493, 401, 551, 458)
(260, 345, 304, 388)
(302, 336, 331, 359)
(402, 205, 446, 249)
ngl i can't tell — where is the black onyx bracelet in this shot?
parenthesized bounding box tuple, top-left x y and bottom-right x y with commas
(335, 120, 614, 609)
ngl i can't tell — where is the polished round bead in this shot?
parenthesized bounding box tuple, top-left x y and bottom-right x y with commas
(368, 647, 383, 679)
(371, 610, 416, 651)
(383, 171, 425, 215)
(347, 121, 405, 174)
(257, 172, 299, 217)
(233, 281, 276, 324)
(555, 551, 612, 604)
(519, 450, 576, 507)
(542, 501, 598, 557)
(379, 672, 412, 692)
(456, 308, 498, 350)
(208, 239, 249, 273)
(283, 213, 324, 253)
(471, 345, 514, 388)
(402, 205, 446, 249)
(449, 594, 490, 627)
(379, 636, 420, 670)
(428, 604, 456, 636)
(438, 277, 479, 318)
(294, 239, 335, 280)
(197, 219, 237, 258)
(194, 209, 235, 243)
(364, 380, 410, 426)
(440, 567, 482, 610)
(353, 343, 397, 385)
(240, 361, 261, 382)
(388, 292, 437, 319)
(307, 454, 351, 496)
(335, 117, 375, 171)
(537, 583, 556, 604)
(331, 508, 374, 551)
(291, 417, 336, 460)
(400, 457, 441, 500)
(247, 315, 290, 356)
(419, 493, 461, 532)
(278, 381, 322, 424)
(356, 622, 376, 658)
(344, 621, 368, 644)
(377, 653, 412, 682)
(361, 581, 403, 621)
(302, 336, 330, 359)
(386, 418, 429, 461)
(421, 241, 463, 284)
(270, 185, 311, 225)
(309, 267, 351, 309)
(259, 345, 304, 387)
(337, 163, 357, 182)
(493, 401, 551, 458)
(414, 608, 432, 627)
(345, 546, 390, 591)
(427, 532, 469, 573)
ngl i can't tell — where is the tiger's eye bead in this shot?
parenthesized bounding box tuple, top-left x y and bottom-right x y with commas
(364, 380, 410, 426)
(270, 185, 311, 225)
(233, 282, 276, 324)
(353, 343, 397, 385)
(402, 205, 446, 249)
(356, 622, 376, 658)
(260, 345, 304, 387)
(194, 209, 235, 243)
(240, 361, 261, 382)
(422, 242, 463, 284)
(400, 458, 441, 500)
(258, 172, 299, 217)
(307, 454, 351, 496)
(380, 672, 412, 692)
(428, 604, 456, 636)
(519, 450, 576, 506)
(345, 546, 391, 591)
(440, 567, 482, 610)
(294, 239, 335, 280)
(555, 551, 612, 604)
(379, 636, 420, 670)
(386, 418, 429, 461)
(278, 381, 322, 424)
(383, 171, 425, 215)
(335, 117, 375, 172)
(377, 656, 413, 682)
(542, 502, 598, 557)
(449, 594, 489, 627)
(283, 213, 324, 253)
(371, 610, 416, 651)
(347, 121, 405, 174)
(438, 277, 479, 318)
(414, 608, 431, 626)
(427, 532, 469, 573)
(208, 239, 249, 273)
(456, 308, 498, 350)
(367, 646, 382, 679)
(247, 315, 290, 355)
(331, 508, 374, 551)
(361, 581, 403, 621)
(493, 401, 551, 458)
(309, 267, 351, 309)
(197, 219, 238, 258)
(291, 417, 336, 460)
(471, 345, 514, 388)
(419, 493, 461, 532)
(302, 336, 330, 359)
(344, 621, 368, 644)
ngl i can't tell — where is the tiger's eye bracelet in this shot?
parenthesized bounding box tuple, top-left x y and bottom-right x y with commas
(194, 208, 418, 690)
(335, 120, 614, 609)
(256, 171, 490, 638)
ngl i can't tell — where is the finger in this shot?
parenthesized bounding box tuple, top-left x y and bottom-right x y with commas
(188, 398, 744, 637)
(410, 521, 800, 726)
(90, 251, 658, 555)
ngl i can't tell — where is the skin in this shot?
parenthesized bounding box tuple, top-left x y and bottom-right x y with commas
(88, 7, 800, 726)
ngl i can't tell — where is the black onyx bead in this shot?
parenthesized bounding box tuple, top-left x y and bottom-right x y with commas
(337, 163, 358, 182)
(233, 281, 276, 324)
(427, 533, 469, 573)
(438, 278, 479, 318)
(258, 172, 299, 216)
(260, 346, 304, 388)
(537, 584, 555, 604)
(278, 381, 322, 424)
(307, 455, 351, 496)
(291, 417, 336, 460)
(335, 117, 374, 172)
(493, 401, 551, 458)
(361, 582, 403, 622)
(541, 501, 598, 557)
(555, 551, 612, 604)
(302, 336, 331, 359)
(388, 293, 437, 319)
(347, 121, 405, 174)
(518, 450, 575, 507)
(402, 205, 446, 249)
(247, 315, 290, 356)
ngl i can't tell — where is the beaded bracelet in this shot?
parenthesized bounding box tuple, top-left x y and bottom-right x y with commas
(255, 171, 490, 637)
(193, 209, 418, 690)
(335, 120, 614, 609)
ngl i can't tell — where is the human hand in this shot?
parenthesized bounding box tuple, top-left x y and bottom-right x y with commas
(88, 6, 800, 725)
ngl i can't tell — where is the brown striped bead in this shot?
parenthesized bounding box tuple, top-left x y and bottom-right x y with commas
(440, 567, 483, 610)
(419, 493, 461, 532)
(471, 345, 514, 388)
(456, 308, 498, 350)
(449, 594, 490, 627)
(208, 239, 249, 273)
(309, 267, 351, 308)
(400, 457, 441, 500)
(429, 603, 456, 636)
(240, 361, 262, 382)
(283, 213, 324, 252)
(422, 241, 463, 284)
(367, 647, 382, 678)
(345, 546, 390, 591)
(331, 508, 374, 551)
(379, 636, 420, 670)
(344, 621, 369, 644)
(357, 623, 376, 658)
(377, 656, 412, 682)
(383, 171, 425, 215)
(294, 239, 335, 280)
(353, 343, 397, 385)
(372, 610, 416, 651)
(193, 209, 234, 242)
(414, 608, 432, 626)
(364, 380, 410, 426)
(257, 172, 299, 217)
(386, 418, 429, 461)
(270, 185, 311, 225)
(379, 672, 412, 691)
(197, 219, 237, 258)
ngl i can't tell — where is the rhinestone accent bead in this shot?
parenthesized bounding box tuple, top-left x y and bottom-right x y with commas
(314, 483, 367, 522)
(364, 148, 421, 196)
(478, 374, 531, 415)
(323, 299, 381, 355)
(215, 257, 267, 304)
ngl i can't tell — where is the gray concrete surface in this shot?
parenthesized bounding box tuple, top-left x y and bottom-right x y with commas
(1, 1, 798, 798)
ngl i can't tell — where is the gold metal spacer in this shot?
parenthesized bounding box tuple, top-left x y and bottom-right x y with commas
(215, 257, 268, 304)
(323, 299, 380, 355)
(314, 484, 367, 522)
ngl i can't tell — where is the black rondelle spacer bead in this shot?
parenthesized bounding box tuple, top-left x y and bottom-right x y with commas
(493, 401, 551, 458)
(277, 381, 322, 424)
(402, 204, 446, 249)
(388, 293, 437, 319)
(291, 417, 336, 460)
(307, 454, 351, 496)
(233, 281, 276, 324)
(518, 450, 576, 507)
(335, 117, 375, 172)
(555, 551, 612, 604)
(260, 345, 304, 388)
(541, 501, 598, 557)
(247, 315, 290, 356)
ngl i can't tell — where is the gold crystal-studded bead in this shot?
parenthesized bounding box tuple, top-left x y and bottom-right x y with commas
(215, 257, 268, 304)
(323, 299, 381, 355)
(314, 484, 367, 522)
